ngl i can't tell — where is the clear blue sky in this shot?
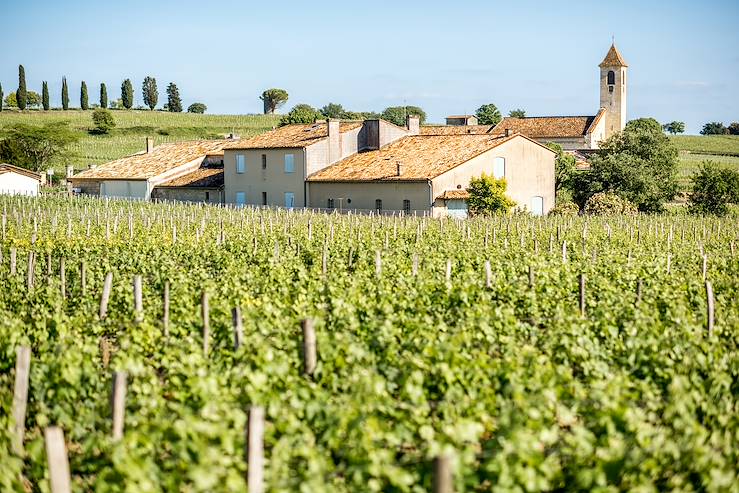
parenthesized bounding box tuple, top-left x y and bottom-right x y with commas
(1, 0, 737, 133)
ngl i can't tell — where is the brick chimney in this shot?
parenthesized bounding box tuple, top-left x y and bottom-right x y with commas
(327, 119, 341, 164)
(406, 115, 420, 135)
(146, 137, 154, 154)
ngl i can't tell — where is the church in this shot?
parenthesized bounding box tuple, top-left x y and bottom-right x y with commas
(427, 43, 628, 152)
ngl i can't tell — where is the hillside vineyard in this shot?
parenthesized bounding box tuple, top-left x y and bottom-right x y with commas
(1, 196, 737, 491)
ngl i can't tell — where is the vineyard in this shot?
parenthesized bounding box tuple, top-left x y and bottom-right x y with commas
(0, 195, 738, 492)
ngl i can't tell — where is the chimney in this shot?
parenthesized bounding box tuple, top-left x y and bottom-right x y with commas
(327, 119, 341, 164)
(66, 165, 74, 178)
(504, 129, 512, 137)
(146, 137, 155, 154)
(396, 162, 403, 176)
(406, 115, 420, 135)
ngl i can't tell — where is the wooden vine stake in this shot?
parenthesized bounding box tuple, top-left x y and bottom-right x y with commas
(162, 281, 170, 338)
(246, 406, 265, 493)
(10, 247, 16, 275)
(705, 280, 714, 337)
(484, 260, 492, 289)
(26, 251, 35, 290)
(702, 254, 707, 282)
(562, 241, 568, 263)
(99, 272, 113, 320)
(12, 346, 31, 455)
(433, 454, 453, 493)
(636, 279, 643, 303)
(375, 250, 382, 278)
(111, 371, 127, 441)
(201, 291, 210, 356)
(59, 258, 66, 299)
(133, 275, 143, 323)
(528, 265, 535, 288)
(44, 427, 71, 493)
(579, 274, 586, 317)
(232, 306, 244, 350)
(412, 254, 419, 277)
(302, 319, 317, 376)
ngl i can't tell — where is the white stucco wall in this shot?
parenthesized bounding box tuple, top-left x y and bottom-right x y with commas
(0, 172, 40, 196)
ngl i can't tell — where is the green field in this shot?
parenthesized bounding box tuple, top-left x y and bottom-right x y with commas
(0, 195, 737, 491)
(0, 110, 280, 171)
(670, 135, 739, 194)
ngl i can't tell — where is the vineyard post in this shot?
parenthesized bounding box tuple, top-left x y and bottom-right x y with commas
(46, 253, 52, 278)
(80, 261, 87, 296)
(528, 265, 534, 288)
(705, 281, 714, 337)
(133, 275, 143, 323)
(579, 274, 586, 317)
(99, 272, 113, 320)
(375, 250, 382, 278)
(12, 346, 31, 455)
(232, 306, 244, 350)
(412, 254, 419, 277)
(246, 406, 265, 493)
(636, 279, 643, 303)
(484, 260, 492, 289)
(163, 281, 170, 338)
(44, 427, 71, 493)
(201, 291, 210, 356)
(60, 258, 66, 299)
(433, 454, 453, 493)
(302, 318, 317, 376)
(26, 251, 35, 290)
(666, 253, 671, 274)
(111, 371, 127, 441)
(562, 241, 567, 263)
(702, 254, 707, 282)
(10, 247, 16, 275)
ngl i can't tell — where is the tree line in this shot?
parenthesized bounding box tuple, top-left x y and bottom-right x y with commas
(0, 65, 207, 114)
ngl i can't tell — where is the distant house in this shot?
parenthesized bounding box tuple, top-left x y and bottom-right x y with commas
(222, 117, 420, 208)
(445, 115, 478, 126)
(70, 138, 230, 201)
(306, 133, 555, 217)
(0, 164, 41, 196)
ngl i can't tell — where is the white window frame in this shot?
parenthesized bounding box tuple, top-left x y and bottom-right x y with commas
(284, 154, 295, 173)
(236, 154, 246, 174)
(235, 191, 246, 206)
(493, 157, 505, 179)
(284, 192, 295, 208)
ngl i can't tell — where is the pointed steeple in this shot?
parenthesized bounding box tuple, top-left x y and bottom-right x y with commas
(599, 43, 628, 68)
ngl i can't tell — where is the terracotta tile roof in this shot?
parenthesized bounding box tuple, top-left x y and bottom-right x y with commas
(71, 140, 231, 180)
(156, 167, 224, 188)
(307, 134, 519, 182)
(446, 115, 476, 119)
(420, 125, 495, 136)
(492, 116, 597, 139)
(440, 189, 470, 200)
(599, 44, 628, 68)
(0, 163, 41, 181)
(224, 122, 363, 150)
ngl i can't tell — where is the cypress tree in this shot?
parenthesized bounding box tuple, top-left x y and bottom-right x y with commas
(62, 77, 69, 110)
(100, 83, 108, 109)
(166, 82, 182, 112)
(121, 79, 133, 109)
(0, 83, 3, 112)
(42, 81, 50, 110)
(142, 76, 158, 110)
(17, 65, 27, 110)
(80, 81, 89, 110)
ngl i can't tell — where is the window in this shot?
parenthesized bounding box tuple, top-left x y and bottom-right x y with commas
(531, 196, 544, 216)
(493, 157, 505, 179)
(284, 192, 295, 208)
(235, 191, 246, 206)
(375, 199, 382, 212)
(284, 154, 295, 173)
(261, 154, 267, 170)
(236, 154, 245, 174)
(403, 199, 411, 214)
(205, 191, 210, 201)
(607, 70, 615, 85)
(262, 192, 267, 205)
(327, 198, 335, 209)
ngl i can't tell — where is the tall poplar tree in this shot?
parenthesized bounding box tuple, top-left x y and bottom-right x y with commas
(166, 83, 182, 112)
(142, 76, 158, 110)
(121, 79, 134, 109)
(80, 81, 89, 110)
(100, 83, 108, 109)
(61, 77, 69, 110)
(17, 65, 27, 110)
(0, 83, 4, 112)
(42, 81, 50, 110)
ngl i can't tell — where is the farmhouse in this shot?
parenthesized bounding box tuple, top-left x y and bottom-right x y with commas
(0, 163, 41, 196)
(306, 132, 555, 217)
(70, 138, 229, 202)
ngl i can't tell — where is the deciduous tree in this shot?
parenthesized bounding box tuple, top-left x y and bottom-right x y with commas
(662, 121, 685, 135)
(42, 81, 50, 110)
(701, 122, 728, 135)
(688, 163, 739, 216)
(279, 104, 322, 126)
(91, 108, 116, 134)
(547, 142, 576, 195)
(320, 103, 346, 119)
(727, 122, 739, 135)
(17, 65, 27, 111)
(166, 83, 182, 112)
(0, 122, 79, 171)
(142, 76, 158, 110)
(121, 79, 134, 109)
(509, 109, 526, 118)
(475, 103, 502, 125)
(260, 88, 289, 114)
(187, 102, 207, 114)
(380, 106, 426, 126)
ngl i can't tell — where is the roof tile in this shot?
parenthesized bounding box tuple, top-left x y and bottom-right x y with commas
(224, 122, 362, 150)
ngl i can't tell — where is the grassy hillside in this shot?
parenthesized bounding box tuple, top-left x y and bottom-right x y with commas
(670, 135, 739, 192)
(0, 110, 280, 171)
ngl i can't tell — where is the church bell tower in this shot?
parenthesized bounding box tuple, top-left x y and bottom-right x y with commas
(599, 43, 628, 139)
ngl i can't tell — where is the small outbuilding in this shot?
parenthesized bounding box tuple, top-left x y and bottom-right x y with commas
(0, 163, 42, 196)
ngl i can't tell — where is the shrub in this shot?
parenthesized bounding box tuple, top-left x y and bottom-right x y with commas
(548, 201, 580, 216)
(584, 192, 638, 215)
(91, 108, 116, 134)
(688, 163, 739, 216)
(279, 104, 322, 126)
(187, 103, 207, 114)
(466, 174, 516, 216)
